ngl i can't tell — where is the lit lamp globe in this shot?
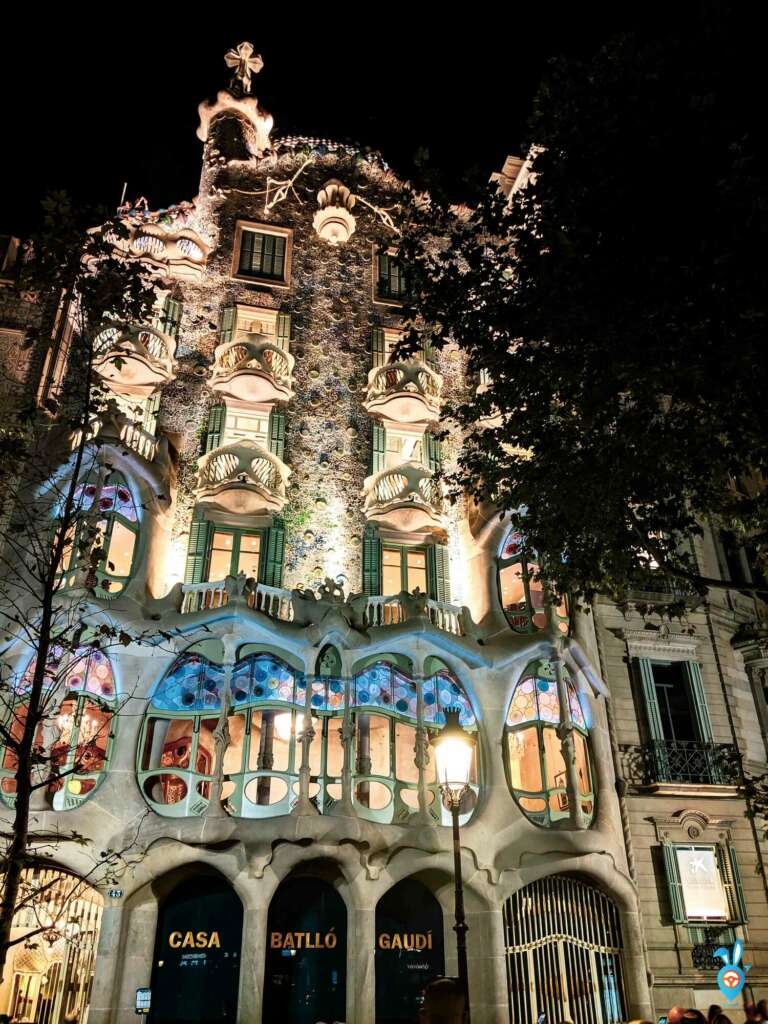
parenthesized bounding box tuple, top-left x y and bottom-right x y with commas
(432, 708, 474, 806)
(273, 711, 294, 742)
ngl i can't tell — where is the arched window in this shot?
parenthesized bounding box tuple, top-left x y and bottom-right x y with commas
(351, 657, 478, 825)
(498, 529, 568, 634)
(504, 658, 594, 827)
(139, 645, 480, 826)
(1, 648, 116, 810)
(58, 473, 139, 597)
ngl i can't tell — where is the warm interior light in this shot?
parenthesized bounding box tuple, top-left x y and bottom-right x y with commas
(432, 710, 473, 798)
(273, 712, 293, 742)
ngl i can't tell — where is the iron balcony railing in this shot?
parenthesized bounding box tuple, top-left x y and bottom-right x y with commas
(622, 739, 740, 787)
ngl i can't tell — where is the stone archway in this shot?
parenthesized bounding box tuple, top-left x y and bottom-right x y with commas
(262, 875, 347, 1024)
(375, 878, 445, 1024)
(149, 873, 243, 1024)
(503, 874, 627, 1024)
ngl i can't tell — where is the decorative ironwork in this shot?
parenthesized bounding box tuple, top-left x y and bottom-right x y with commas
(621, 740, 741, 786)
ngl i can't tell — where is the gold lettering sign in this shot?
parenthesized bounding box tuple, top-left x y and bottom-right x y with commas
(377, 932, 433, 951)
(167, 931, 221, 949)
(269, 929, 338, 950)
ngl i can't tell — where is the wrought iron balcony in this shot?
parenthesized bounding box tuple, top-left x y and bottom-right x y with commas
(209, 332, 295, 404)
(363, 361, 442, 423)
(362, 462, 444, 533)
(196, 439, 290, 515)
(93, 324, 176, 398)
(622, 740, 741, 787)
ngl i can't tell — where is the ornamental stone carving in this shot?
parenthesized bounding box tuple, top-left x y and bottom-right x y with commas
(312, 179, 356, 245)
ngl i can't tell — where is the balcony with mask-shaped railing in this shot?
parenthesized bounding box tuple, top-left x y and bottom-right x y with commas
(196, 439, 290, 515)
(363, 359, 442, 424)
(209, 331, 295, 405)
(362, 461, 444, 533)
(93, 323, 176, 398)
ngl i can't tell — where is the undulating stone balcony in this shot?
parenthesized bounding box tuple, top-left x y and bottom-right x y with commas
(93, 324, 176, 398)
(362, 461, 444, 532)
(196, 439, 290, 514)
(110, 224, 209, 281)
(209, 332, 295, 404)
(178, 574, 477, 639)
(363, 360, 442, 423)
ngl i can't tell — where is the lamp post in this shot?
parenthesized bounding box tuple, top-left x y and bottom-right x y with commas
(432, 708, 474, 1023)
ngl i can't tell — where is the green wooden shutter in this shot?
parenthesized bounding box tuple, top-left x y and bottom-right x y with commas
(239, 230, 255, 273)
(184, 512, 212, 584)
(371, 328, 386, 369)
(204, 403, 226, 453)
(424, 433, 442, 474)
(637, 659, 665, 741)
(371, 423, 386, 474)
(268, 411, 285, 460)
(261, 516, 285, 587)
(718, 844, 748, 923)
(362, 525, 382, 597)
(276, 312, 291, 353)
(378, 253, 389, 296)
(218, 305, 235, 345)
(160, 296, 183, 339)
(427, 544, 452, 603)
(661, 844, 686, 923)
(683, 661, 714, 743)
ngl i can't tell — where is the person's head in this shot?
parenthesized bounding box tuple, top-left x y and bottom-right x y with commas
(420, 977, 466, 1024)
(713, 1013, 733, 1024)
(756, 1001, 767, 1021)
(745, 1004, 758, 1022)
(669, 1007, 687, 1024)
(681, 1010, 707, 1024)
(709, 1006, 723, 1023)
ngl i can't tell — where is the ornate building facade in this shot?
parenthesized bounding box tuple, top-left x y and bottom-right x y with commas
(0, 45, 767, 1024)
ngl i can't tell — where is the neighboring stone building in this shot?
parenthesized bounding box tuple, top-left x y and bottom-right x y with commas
(0, 45, 766, 1024)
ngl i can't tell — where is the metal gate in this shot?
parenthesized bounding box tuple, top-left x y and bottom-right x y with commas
(503, 875, 627, 1024)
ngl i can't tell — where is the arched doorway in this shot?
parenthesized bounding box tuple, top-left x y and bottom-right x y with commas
(263, 876, 347, 1024)
(503, 875, 627, 1024)
(375, 879, 445, 1024)
(149, 874, 243, 1024)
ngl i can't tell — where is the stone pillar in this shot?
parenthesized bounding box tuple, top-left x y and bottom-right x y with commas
(467, 903, 508, 1024)
(348, 902, 376, 1024)
(293, 673, 317, 814)
(87, 902, 124, 1024)
(237, 886, 269, 1024)
(113, 898, 158, 1024)
(620, 905, 655, 1021)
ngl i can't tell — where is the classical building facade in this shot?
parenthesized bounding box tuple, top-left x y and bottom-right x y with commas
(0, 45, 766, 1024)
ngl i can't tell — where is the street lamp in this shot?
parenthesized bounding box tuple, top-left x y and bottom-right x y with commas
(432, 707, 474, 1023)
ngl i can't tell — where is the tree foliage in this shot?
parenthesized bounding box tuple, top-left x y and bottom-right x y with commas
(399, 10, 768, 603)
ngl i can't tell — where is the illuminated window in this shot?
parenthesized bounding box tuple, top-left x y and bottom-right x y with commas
(504, 658, 594, 827)
(232, 222, 292, 286)
(498, 528, 568, 634)
(206, 529, 262, 582)
(662, 843, 747, 925)
(222, 408, 270, 448)
(381, 547, 428, 595)
(384, 428, 423, 469)
(1, 649, 116, 811)
(56, 473, 139, 598)
(375, 251, 410, 303)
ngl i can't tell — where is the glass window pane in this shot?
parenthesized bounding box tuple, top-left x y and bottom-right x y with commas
(106, 520, 135, 578)
(574, 731, 592, 795)
(208, 531, 234, 581)
(543, 726, 566, 792)
(356, 713, 391, 777)
(223, 714, 245, 774)
(76, 702, 111, 772)
(406, 550, 427, 594)
(326, 718, 344, 777)
(382, 548, 402, 594)
(395, 722, 418, 783)
(199, 720, 218, 776)
(499, 563, 526, 612)
(237, 534, 261, 577)
(506, 727, 543, 792)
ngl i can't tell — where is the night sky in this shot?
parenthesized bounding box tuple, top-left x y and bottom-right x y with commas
(0, 5, 694, 234)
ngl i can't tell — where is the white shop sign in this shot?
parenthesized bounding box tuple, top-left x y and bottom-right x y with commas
(676, 846, 729, 920)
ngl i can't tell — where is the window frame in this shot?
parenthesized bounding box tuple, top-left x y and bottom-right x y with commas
(381, 543, 430, 596)
(373, 248, 411, 305)
(231, 221, 293, 288)
(661, 840, 747, 925)
(497, 529, 568, 635)
(205, 526, 264, 583)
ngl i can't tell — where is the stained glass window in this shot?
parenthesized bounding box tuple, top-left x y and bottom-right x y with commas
(504, 659, 594, 828)
(497, 527, 568, 635)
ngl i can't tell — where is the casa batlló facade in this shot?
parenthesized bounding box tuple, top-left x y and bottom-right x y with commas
(0, 44, 767, 1024)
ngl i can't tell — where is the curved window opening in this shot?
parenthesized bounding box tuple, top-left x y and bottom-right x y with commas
(504, 658, 594, 827)
(56, 472, 139, 598)
(498, 529, 568, 634)
(139, 647, 480, 826)
(1, 649, 116, 810)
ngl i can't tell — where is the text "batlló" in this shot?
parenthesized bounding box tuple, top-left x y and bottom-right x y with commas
(270, 930, 338, 950)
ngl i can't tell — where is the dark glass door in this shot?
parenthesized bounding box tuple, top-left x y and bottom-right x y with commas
(262, 877, 347, 1024)
(652, 662, 698, 741)
(149, 875, 242, 1024)
(375, 879, 445, 1024)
